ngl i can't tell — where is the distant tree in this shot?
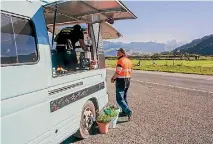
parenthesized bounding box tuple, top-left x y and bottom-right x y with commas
(184, 53, 190, 61)
(195, 54, 200, 60)
(151, 53, 160, 60)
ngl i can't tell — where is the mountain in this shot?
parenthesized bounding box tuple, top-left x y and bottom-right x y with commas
(103, 40, 186, 56)
(103, 41, 165, 56)
(164, 40, 187, 52)
(173, 34, 213, 55)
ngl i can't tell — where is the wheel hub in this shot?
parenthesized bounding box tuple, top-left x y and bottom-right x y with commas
(83, 107, 94, 131)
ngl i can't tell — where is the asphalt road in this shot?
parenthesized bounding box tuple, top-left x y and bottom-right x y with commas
(63, 69, 213, 144)
(107, 68, 213, 93)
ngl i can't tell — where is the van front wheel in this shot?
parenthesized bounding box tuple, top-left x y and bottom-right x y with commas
(74, 100, 96, 139)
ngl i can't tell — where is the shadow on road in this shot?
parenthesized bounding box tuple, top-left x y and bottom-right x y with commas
(61, 136, 81, 144)
(61, 125, 100, 144)
(117, 120, 128, 124)
(61, 119, 129, 143)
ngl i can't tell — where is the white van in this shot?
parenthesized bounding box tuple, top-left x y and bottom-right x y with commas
(1, 1, 137, 144)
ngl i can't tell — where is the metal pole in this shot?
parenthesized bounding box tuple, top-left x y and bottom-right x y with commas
(96, 23, 101, 48)
(52, 4, 57, 47)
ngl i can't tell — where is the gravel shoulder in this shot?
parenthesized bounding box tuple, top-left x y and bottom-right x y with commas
(63, 73, 213, 144)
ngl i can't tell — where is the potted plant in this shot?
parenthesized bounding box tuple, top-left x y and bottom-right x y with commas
(96, 113, 112, 134)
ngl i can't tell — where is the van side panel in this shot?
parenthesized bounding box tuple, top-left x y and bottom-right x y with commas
(1, 2, 52, 144)
(1, 3, 50, 100)
(49, 70, 108, 143)
(1, 98, 51, 144)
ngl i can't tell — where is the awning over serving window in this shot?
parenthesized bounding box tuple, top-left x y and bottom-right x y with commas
(43, 0, 137, 26)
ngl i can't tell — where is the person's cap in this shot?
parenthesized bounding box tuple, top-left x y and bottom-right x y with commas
(116, 48, 126, 54)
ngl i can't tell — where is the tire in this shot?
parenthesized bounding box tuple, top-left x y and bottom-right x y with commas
(73, 100, 96, 139)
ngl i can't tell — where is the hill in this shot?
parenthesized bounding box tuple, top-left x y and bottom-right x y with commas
(103, 40, 185, 56)
(173, 34, 213, 55)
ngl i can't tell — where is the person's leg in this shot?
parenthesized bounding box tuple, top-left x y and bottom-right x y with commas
(73, 50, 78, 69)
(116, 87, 132, 117)
(61, 49, 67, 69)
(56, 47, 64, 69)
(56, 47, 68, 72)
(124, 88, 129, 105)
(70, 50, 77, 70)
(121, 88, 129, 115)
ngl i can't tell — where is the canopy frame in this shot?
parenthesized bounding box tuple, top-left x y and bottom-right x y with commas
(43, 0, 137, 27)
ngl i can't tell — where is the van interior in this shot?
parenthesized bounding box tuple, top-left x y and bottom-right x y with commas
(48, 24, 96, 76)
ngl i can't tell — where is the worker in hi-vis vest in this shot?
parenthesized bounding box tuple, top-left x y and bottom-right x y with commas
(111, 48, 133, 121)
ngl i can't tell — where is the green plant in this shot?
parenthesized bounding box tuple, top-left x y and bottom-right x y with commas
(96, 113, 112, 123)
(108, 109, 119, 117)
(104, 105, 120, 117)
(105, 105, 119, 110)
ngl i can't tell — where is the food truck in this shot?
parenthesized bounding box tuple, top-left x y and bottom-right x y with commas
(1, 0, 137, 143)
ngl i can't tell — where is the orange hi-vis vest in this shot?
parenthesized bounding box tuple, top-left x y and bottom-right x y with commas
(116, 56, 132, 78)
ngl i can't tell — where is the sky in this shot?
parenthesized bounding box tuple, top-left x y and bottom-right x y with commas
(108, 1, 213, 44)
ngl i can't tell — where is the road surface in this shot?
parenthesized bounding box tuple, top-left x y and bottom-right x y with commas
(63, 69, 213, 144)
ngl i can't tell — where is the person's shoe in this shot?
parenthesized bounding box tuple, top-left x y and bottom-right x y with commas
(119, 112, 127, 117)
(128, 111, 132, 121)
(60, 68, 67, 73)
(57, 67, 62, 71)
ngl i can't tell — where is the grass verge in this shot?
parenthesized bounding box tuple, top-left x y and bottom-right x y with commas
(106, 60, 213, 75)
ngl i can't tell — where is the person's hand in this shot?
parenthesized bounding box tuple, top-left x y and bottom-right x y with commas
(111, 77, 115, 83)
(84, 47, 89, 52)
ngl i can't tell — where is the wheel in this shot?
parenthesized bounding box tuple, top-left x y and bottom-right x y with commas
(73, 100, 96, 139)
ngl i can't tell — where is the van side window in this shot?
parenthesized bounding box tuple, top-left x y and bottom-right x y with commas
(1, 12, 38, 66)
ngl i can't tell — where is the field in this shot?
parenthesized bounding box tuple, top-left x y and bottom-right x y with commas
(105, 59, 213, 75)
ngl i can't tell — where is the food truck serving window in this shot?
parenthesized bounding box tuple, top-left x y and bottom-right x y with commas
(49, 24, 97, 76)
(43, 0, 137, 76)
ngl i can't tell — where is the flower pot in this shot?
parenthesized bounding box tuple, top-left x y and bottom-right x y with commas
(109, 108, 120, 129)
(97, 122, 109, 134)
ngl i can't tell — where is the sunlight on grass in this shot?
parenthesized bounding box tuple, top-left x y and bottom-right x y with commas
(105, 59, 213, 75)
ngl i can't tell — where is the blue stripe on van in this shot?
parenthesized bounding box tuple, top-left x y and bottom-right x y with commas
(32, 7, 50, 45)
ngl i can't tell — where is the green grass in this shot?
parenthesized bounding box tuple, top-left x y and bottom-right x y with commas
(105, 59, 213, 75)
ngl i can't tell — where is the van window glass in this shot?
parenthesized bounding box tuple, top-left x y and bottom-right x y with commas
(1, 12, 38, 65)
(1, 13, 15, 64)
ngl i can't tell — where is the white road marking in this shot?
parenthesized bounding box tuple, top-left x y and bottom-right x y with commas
(107, 76, 213, 94)
(107, 68, 213, 80)
(131, 79, 213, 94)
(206, 77, 213, 80)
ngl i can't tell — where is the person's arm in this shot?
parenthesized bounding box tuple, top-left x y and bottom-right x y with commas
(79, 30, 88, 51)
(111, 72, 117, 83)
(79, 39, 88, 51)
(111, 62, 123, 83)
